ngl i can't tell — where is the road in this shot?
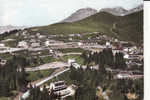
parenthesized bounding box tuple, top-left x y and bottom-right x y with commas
(39, 52, 82, 58)
(61, 52, 82, 56)
(25, 61, 69, 72)
(0, 47, 26, 54)
(21, 68, 70, 100)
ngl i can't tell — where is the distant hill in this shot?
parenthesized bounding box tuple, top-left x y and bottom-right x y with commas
(0, 25, 26, 34)
(62, 7, 98, 22)
(125, 4, 143, 15)
(29, 10, 143, 44)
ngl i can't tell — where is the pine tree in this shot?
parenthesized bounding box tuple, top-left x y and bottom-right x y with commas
(0, 80, 10, 97)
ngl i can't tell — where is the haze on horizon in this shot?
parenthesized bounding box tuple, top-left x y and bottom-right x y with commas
(0, 0, 143, 26)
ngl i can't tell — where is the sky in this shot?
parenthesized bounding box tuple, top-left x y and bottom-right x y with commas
(0, 0, 143, 26)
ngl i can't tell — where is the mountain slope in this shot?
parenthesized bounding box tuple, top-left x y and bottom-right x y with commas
(62, 7, 98, 22)
(30, 10, 143, 44)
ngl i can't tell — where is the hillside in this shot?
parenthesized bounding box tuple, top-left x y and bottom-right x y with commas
(30, 10, 143, 44)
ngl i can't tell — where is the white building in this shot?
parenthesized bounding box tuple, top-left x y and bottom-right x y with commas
(123, 48, 129, 52)
(68, 59, 75, 66)
(0, 59, 7, 66)
(45, 41, 51, 47)
(49, 49, 53, 53)
(69, 38, 73, 41)
(116, 71, 133, 79)
(114, 39, 118, 42)
(18, 41, 28, 48)
(31, 43, 40, 48)
(106, 41, 111, 48)
(124, 54, 129, 59)
(78, 42, 83, 46)
(50, 81, 67, 91)
(71, 63, 80, 69)
(129, 46, 137, 52)
(49, 81, 73, 98)
(0, 43, 5, 47)
(81, 65, 87, 70)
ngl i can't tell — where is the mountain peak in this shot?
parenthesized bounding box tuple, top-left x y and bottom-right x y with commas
(62, 7, 98, 23)
(100, 4, 143, 16)
(77, 7, 97, 11)
(126, 4, 143, 15)
(100, 7, 127, 16)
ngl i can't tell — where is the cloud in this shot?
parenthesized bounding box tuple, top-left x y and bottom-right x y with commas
(0, 0, 143, 26)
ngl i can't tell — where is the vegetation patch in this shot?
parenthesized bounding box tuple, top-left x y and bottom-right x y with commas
(27, 69, 55, 81)
(58, 48, 84, 53)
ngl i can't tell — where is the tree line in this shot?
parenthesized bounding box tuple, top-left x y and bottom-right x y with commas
(0, 55, 28, 97)
(81, 48, 127, 70)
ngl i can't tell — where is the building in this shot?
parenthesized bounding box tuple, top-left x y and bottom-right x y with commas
(116, 71, 133, 79)
(106, 41, 111, 48)
(68, 59, 75, 66)
(30, 43, 40, 48)
(124, 54, 129, 59)
(50, 81, 67, 91)
(0, 58, 7, 66)
(18, 41, 28, 48)
(77, 42, 83, 46)
(0, 43, 5, 47)
(112, 49, 123, 55)
(71, 63, 80, 69)
(49, 49, 53, 54)
(45, 41, 50, 47)
(49, 81, 71, 98)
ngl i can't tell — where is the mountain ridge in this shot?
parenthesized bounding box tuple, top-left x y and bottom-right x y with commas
(29, 10, 143, 44)
(61, 4, 143, 23)
(100, 4, 143, 16)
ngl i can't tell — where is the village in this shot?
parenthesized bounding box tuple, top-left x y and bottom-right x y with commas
(0, 28, 143, 100)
